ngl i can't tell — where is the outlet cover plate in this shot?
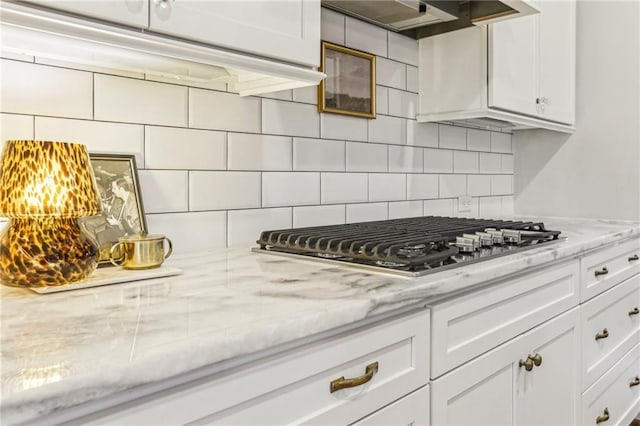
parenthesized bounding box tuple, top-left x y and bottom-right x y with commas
(458, 195, 472, 213)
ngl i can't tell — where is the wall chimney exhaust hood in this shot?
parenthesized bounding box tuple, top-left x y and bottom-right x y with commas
(0, 2, 324, 96)
(321, 0, 538, 38)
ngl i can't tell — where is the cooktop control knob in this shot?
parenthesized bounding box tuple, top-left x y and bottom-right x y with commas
(455, 236, 476, 253)
(485, 229, 505, 244)
(502, 229, 522, 244)
(476, 232, 494, 247)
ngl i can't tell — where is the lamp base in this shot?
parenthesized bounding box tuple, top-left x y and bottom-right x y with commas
(0, 218, 99, 287)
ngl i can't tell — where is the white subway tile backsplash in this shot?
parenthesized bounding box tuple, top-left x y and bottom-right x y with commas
(387, 33, 418, 66)
(321, 114, 367, 142)
(479, 153, 502, 174)
(293, 204, 346, 227)
(293, 86, 317, 105)
(35, 117, 145, 166)
(322, 173, 368, 204)
(424, 148, 453, 173)
(261, 90, 293, 101)
(1, 60, 92, 119)
(453, 151, 479, 173)
(501, 195, 514, 216)
(439, 125, 467, 150)
(406, 66, 418, 93)
(346, 142, 387, 172)
(95, 75, 187, 126)
(368, 114, 405, 145)
(346, 202, 388, 223)
(262, 172, 320, 207)
(389, 145, 423, 173)
(138, 170, 189, 213)
(491, 132, 512, 153)
(190, 171, 261, 210)
(145, 126, 225, 170)
(376, 86, 389, 115)
(467, 129, 491, 152)
(190, 89, 260, 133)
(388, 89, 417, 119)
(263, 99, 319, 138)
(467, 175, 491, 196)
(1, 114, 33, 144)
(345, 17, 388, 57)
(228, 133, 292, 171)
(424, 199, 454, 216)
(491, 175, 513, 195)
(389, 200, 423, 219)
(501, 154, 514, 174)
(227, 208, 292, 247)
(407, 174, 438, 200)
(479, 197, 502, 218)
(321, 8, 345, 46)
(439, 174, 467, 198)
(376, 57, 406, 89)
(369, 173, 406, 201)
(407, 121, 438, 148)
(146, 211, 226, 254)
(294, 138, 345, 171)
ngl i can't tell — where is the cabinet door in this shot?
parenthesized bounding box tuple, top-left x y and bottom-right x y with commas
(149, 0, 320, 67)
(352, 386, 429, 426)
(537, 0, 575, 124)
(18, 0, 149, 28)
(431, 308, 579, 426)
(488, 10, 538, 117)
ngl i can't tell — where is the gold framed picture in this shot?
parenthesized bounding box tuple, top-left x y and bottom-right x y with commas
(318, 41, 376, 119)
(81, 154, 147, 266)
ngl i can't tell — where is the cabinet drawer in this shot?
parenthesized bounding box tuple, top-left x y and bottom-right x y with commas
(352, 385, 429, 426)
(581, 237, 640, 302)
(581, 343, 640, 426)
(78, 309, 429, 425)
(581, 274, 640, 390)
(430, 260, 579, 377)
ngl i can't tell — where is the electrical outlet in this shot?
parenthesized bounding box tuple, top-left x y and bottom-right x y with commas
(458, 195, 472, 213)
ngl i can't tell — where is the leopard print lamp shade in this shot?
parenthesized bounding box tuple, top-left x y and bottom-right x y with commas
(0, 140, 103, 287)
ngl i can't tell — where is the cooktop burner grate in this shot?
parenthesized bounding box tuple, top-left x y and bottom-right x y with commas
(256, 216, 561, 271)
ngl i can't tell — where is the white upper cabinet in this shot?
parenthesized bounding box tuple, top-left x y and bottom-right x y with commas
(149, 0, 320, 67)
(19, 0, 149, 28)
(418, 0, 576, 133)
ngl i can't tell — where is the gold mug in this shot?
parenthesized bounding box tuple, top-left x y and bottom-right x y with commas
(109, 233, 173, 270)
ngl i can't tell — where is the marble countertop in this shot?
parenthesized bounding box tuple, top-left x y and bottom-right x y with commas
(1, 217, 639, 424)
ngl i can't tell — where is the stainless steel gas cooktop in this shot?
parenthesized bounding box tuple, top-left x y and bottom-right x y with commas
(253, 216, 564, 277)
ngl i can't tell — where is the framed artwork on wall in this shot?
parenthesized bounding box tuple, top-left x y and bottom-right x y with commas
(81, 154, 147, 266)
(318, 41, 376, 119)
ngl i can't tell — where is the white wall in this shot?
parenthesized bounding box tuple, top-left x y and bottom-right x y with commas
(0, 9, 515, 254)
(514, 1, 640, 221)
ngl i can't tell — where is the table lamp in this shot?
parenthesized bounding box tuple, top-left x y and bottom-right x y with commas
(0, 140, 102, 288)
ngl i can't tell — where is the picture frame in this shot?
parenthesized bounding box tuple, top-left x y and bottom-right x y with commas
(81, 154, 147, 267)
(318, 41, 376, 119)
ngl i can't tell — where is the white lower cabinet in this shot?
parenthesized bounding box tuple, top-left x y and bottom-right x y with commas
(431, 308, 580, 426)
(352, 385, 429, 426)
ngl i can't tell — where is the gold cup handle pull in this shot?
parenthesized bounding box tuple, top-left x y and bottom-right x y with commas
(594, 267, 609, 277)
(595, 328, 609, 340)
(163, 237, 173, 260)
(528, 353, 543, 367)
(596, 408, 610, 424)
(630, 376, 640, 387)
(629, 307, 640, 316)
(519, 357, 534, 372)
(629, 254, 639, 262)
(330, 362, 379, 393)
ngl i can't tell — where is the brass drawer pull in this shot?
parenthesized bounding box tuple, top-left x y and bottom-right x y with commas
(595, 328, 609, 340)
(519, 357, 534, 371)
(594, 267, 609, 277)
(330, 362, 378, 393)
(630, 307, 640, 316)
(629, 254, 639, 262)
(630, 376, 640, 387)
(528, 353, 543, 367)
(596, 408, 610, 424)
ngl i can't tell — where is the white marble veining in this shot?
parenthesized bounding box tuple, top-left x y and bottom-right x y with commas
(1, 217, 638, 424)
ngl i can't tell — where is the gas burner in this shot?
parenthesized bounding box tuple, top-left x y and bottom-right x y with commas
(255, 216, 563, 277)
